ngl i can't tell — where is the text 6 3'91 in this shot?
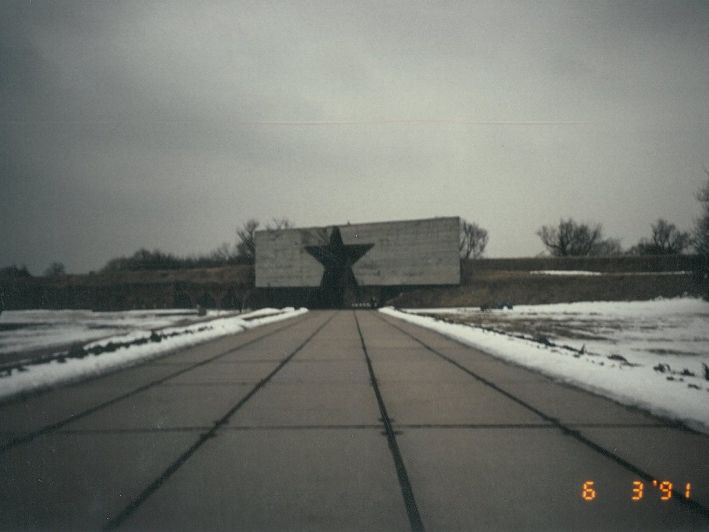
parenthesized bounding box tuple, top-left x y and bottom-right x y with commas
(581, 480, 692, 502)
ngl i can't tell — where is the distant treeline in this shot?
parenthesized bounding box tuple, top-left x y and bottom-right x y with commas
(0, 265, 32, 280)
(101, 247, 252, 272)
(0, 218, 281, 278)
(101, 217, 290, 273)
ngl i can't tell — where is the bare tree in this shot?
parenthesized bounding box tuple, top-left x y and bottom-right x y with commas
(591, 238, 624, 256)
(0, 264, 32, 279)
(236, 219, 260, 260)
(235, 217, 294, 262)
(459, 220, 489, 259)
(537, 219, 603, 256)
(634, 219, 691, 255)
(43, 262, 66, 277)
(267, 217, 293, 230)
(210, 242, 237, 262)
(695, 169, 709, 256)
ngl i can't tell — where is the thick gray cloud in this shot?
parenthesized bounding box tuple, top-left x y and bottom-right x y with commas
(1, 0, 708, 273)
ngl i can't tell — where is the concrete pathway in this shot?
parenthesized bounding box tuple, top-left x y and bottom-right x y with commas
(1, 310, 707, 530)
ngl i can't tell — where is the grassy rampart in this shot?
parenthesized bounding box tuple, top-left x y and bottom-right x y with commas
(1, 255, 705, 310)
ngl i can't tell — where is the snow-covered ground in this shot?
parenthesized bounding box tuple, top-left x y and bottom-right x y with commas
(0, 307, 307, 403)
(0, 309, 234, 357)
(529, 270, 691, 276)
(530, 270, 602, 276)
(383, 298, 709, 434)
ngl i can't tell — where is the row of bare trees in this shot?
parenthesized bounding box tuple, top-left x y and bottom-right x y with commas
(1, 262, 66, 279)
(99, 218, 294, 272)
(537, 217, 695, 257)
(536, 170, 709, 257)
(235, 214, 699, 261)
(466, 169, 709, 260)
(22, 168, 709, 276)
(695, 170, 709, 255)
(536, 218, 693, 257)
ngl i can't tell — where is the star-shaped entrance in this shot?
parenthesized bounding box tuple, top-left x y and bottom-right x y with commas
(305, 227, 374, 308)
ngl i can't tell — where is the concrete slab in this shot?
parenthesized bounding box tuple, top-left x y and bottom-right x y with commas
(371, 360, 479, 383)
(164, 361, 277, 384)
(581, 427, 709, 507)
(0, 431, 198, 530)
(354, 313, 423, 342)
(378, 314, 572, 384)
(376, 314, 475, 350)
(503, 381, 660, 425)
(123, 429, 410, 531)
(373, 313, 551, 382)
(0, 432, 22, 446)
(454, 357, 557, 384)
(272, 360, 371, 384)
(292, 315, 362, 360)
(295, 339, 364, 360)
(3, 309, 707, 530)
(207, 358, 285, 364)
(151, 327, 274, 364)
(365, 345, 447, 363)
(77, 363, 186, 388)
(373, 312, 662, 424)
(0, 322, 299, 440)
(397, 428, 709, 530)
(162, 312, 317, 364)
(66, 384, 253, 430)
(255, 217, 460, 288)
(214, 335, 310, 363)
(380, 381, 547, 425)
(0, 384, 135, 434)
(142, 360, 196, 366)
(228, 383, 381, 427)
(294, 341, 363, 360)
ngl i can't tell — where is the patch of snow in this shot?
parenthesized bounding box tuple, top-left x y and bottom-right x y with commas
(0, 308, 234, 357)
(404, 308, 475, 315)
(0, 308, 308, 403)
(530, 270, 602, 276)
(381, 301, 709, 435)
(529, 270, 692, 276)
(621, 271, 693, 276)
(239, 307, 294, 319)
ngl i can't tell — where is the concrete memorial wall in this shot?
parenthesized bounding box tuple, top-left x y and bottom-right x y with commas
(255, 217, 460, 288)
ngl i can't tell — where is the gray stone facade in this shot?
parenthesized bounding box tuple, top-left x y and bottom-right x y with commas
(255, 217, 460, 288)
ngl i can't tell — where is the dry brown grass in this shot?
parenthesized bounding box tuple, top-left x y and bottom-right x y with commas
(389, 271, 705, 308)
(55, 265, 254, 286)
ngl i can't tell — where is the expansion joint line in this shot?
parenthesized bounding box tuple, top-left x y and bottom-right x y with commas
(104, 311, 337, 530)
(0, 312, 312, 455)
(353, 311, 425, 532)
(377, 313, 709, 521)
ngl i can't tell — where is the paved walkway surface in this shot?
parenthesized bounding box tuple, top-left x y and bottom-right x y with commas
(1, 310, 708, 530)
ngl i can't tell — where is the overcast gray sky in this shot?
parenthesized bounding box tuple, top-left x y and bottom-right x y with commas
(1, 0, 708, 273)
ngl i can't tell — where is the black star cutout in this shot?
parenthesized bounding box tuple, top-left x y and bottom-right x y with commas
(305, 227, 373, 307)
